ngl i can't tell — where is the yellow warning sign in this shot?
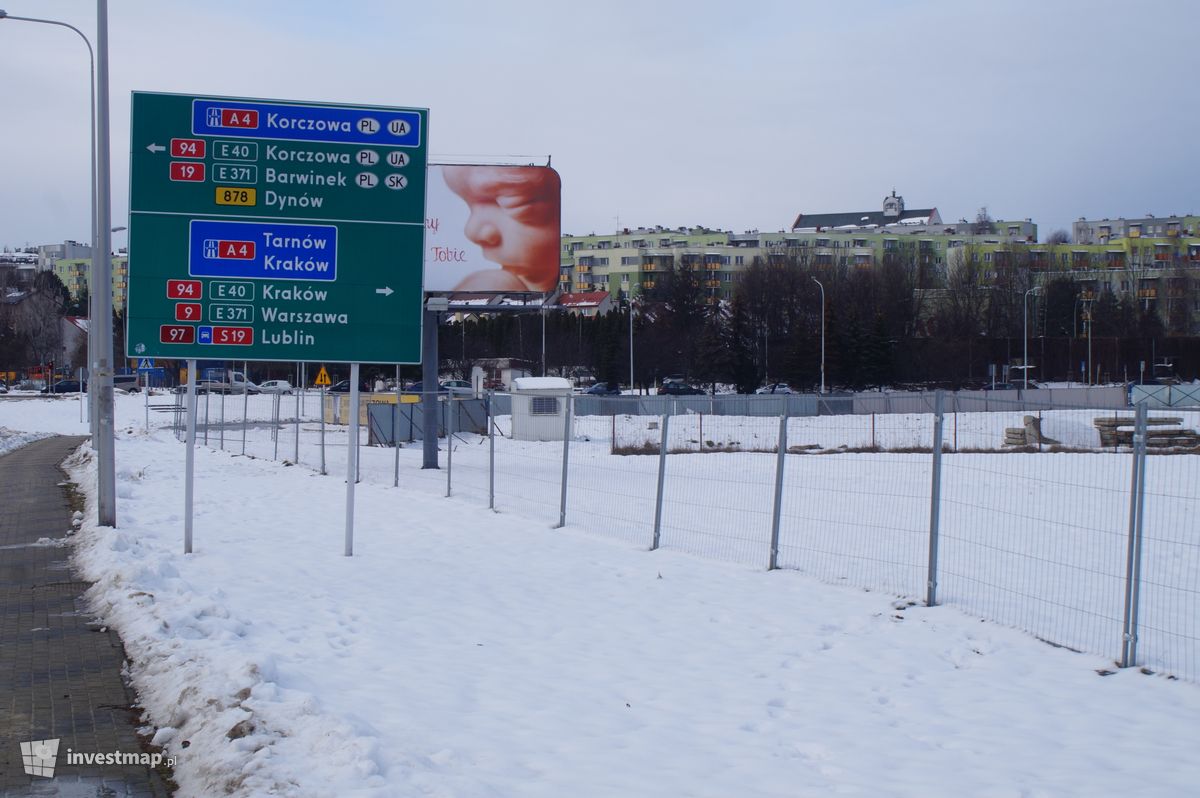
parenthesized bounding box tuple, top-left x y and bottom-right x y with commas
(315, 366, 331, 387)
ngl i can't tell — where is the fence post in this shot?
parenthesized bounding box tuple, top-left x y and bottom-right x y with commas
(651, 413, 670, 550)
(394, 366, 402, 487)
(768, 409, 788, 570)
(556, 395, 572, 528)
(272, 393, 280, 460)
(446, 398, 454, 498)
(1121, 402, 1149, 668)
(294, 388, 301, 463)
(488, 391, 496, 511)
(319, 387, 326, 475)
(219, 390, 226, 450)
(926, 390, 945, 607)
(241, 381, 249, 455)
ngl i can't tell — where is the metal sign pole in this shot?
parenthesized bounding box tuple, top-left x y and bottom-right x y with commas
(219, 389, 226, 450)
(345, 363, 360, 555)
(184, 359, 197, 553)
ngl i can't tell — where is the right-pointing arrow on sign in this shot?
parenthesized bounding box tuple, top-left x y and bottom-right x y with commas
(146, 143, 165, 154)
(375, 286, 394, 297)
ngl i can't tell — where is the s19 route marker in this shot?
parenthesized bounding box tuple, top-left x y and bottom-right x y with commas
(127, 91, 428, 363)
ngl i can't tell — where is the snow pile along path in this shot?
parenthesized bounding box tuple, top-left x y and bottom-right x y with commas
(0, 426, 52, 456)
(35, 403, 1200, 797)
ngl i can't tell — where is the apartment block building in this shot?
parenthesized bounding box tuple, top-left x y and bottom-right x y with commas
(559, 193, 1036, 302)
(1073, 214, 1200, 245)
(1034, 236, 1200, 330)
(53, 254, 130, 313)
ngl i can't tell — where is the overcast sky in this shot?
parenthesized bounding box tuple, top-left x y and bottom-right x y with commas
(2, 0, 1197, 250)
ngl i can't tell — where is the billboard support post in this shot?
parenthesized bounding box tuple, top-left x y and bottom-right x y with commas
(422, 299, 448, 468)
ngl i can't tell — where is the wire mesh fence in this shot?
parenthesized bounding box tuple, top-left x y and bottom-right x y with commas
(158, 386, 1200, 683)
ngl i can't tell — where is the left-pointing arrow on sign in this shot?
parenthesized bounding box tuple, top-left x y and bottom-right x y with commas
(375, 287, 394, 297)
(146, 143, 165, 153)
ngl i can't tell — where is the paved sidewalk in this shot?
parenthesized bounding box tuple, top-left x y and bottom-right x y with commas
(0, 437, 170, 796)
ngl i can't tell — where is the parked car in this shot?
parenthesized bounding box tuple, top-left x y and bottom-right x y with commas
(42, 379, 86, 394)
(196, 370, 259, 394)
(658, 381, 704, 396)
(259, 379, 294, 395)
(440, 379, 473, 395)
(755, 383, 793, 395)
(112, 374, 141, 393)
(585, 382, 622, 396)
(328, 380, 370, 393)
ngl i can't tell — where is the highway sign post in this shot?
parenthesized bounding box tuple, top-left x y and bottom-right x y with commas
(128, 92, 429, 557)
(126, 92, 428, 364)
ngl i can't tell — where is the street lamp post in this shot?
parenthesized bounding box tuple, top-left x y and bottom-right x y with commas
(3, 4, 116, 526)
(811, 277, 825, 394)
(0, 9, 97, 434)
(1023, 287, 1039, 390)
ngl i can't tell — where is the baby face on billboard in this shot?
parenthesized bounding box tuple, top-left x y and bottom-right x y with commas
(443, 165, 561, 292)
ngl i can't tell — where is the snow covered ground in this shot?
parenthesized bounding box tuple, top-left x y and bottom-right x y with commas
(3, 394, 1200, 796)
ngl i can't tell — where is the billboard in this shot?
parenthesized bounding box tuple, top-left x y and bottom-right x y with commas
(423, 164, 561, 293)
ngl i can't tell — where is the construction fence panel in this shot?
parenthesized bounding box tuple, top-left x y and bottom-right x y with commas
(564, 398, 658, 548)
(1132, 430, 1200, 683)
(775, 410, 930, 598)
(935, 396, 1137, 667)
(487, 403, 564, 528)
(656, 411, 780, 567)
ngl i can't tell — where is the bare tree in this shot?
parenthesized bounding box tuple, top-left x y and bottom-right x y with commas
(931, 244, 989, 338)
(9, 272, 67, 367)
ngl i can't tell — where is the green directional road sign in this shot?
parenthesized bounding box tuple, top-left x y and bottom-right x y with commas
(126, 91, 428, 363)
